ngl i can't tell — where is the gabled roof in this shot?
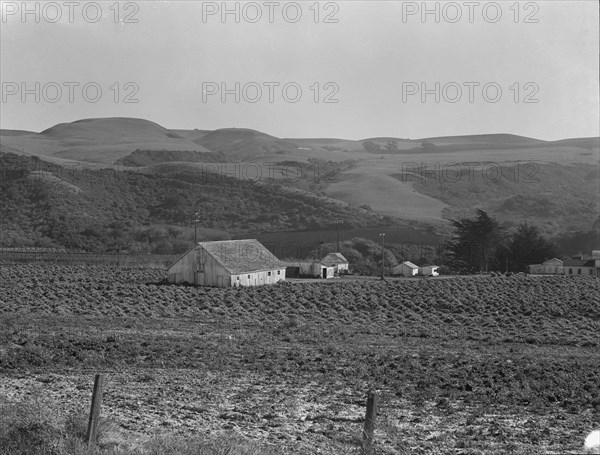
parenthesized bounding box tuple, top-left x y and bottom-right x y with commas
(542, 258, 563, 265)
(420, 265, 439, 268)
(399, 261, 419, 268)
(321, 252, 349, 265)
(563, 259, 596, 267)
(170, 239, 285, 274)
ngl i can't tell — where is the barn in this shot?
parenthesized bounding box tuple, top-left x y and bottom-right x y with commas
(393, 261, 419, 277)
(167, 239, 286, 287)
(321, 252, 350, 275)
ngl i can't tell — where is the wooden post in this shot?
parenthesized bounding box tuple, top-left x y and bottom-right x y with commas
(363, 391, 378, 450)
(86, 374, 104, 446)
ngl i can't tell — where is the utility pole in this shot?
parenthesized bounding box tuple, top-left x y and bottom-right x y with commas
(379, 233, 386, 280)
(319, 236, 323, 261)
(194, 212, 199, 244)
(337, 221, 341, 252)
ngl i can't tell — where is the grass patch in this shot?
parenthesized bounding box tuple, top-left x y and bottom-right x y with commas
(0, 395, 281, 455)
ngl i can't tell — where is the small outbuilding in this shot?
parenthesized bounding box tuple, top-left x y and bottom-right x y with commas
(167, 239, 286, 287)
(321, 253, 350, 275)
(285, 261, 336, 279)
(393, 261, 419, 277)
(419, 265, 440, 276)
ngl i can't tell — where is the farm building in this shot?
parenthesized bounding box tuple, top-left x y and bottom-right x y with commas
(285, 261, 336, 279)
(393, 261, 419, 277)
(528, 258, 564, 275)
(563, 258, 600, 277)
(419, 265, 440, 276)
(167, 239, 286, 287)
(321, 253, 350, 274)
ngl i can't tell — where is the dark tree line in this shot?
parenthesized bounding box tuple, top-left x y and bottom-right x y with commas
(447, 209, 559, 273)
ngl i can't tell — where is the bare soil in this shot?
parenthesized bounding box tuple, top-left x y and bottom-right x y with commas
(1, 264, 599, 454)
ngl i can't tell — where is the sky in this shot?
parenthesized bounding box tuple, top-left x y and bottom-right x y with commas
(1, 0, 599, 140)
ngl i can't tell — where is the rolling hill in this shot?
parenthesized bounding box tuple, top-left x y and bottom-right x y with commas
(1, 117, 598, 235)
(0, 117, 213, 165)
(191, 128, 312, 162)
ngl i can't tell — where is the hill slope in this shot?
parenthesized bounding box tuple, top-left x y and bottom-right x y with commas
(0, 152, 386, 252)
(2, 117, 598, 232)
(1, 118, 214, 164)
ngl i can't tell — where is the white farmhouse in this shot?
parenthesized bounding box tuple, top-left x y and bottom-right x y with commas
(167, 239, 286, 287)
(563, 257, 600, 277)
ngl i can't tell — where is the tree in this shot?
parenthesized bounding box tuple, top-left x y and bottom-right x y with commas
(385, 141, 398, 152)
(447, 209, 506, 273)
(362, 141, 381, 153)
(421, 140, 437, 151)
(501, 223, 558, 272)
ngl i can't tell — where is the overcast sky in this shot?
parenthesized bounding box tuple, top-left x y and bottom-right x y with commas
(1, 1, 598, 140)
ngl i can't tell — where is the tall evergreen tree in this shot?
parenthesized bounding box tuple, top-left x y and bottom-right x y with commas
(502, 223, 558, 272)
(447, 209, 506, 273)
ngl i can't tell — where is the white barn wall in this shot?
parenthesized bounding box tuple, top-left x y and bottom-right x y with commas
(393, 263, 419, 276)
(168, 243, 287, 287)
(231, 269, 286, 287)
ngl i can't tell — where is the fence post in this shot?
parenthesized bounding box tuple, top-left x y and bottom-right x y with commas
(363, 391, 378, 451)
(86, 374, 105, 446)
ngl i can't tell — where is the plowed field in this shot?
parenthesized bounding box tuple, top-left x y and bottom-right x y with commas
(1, 264, 599, 454)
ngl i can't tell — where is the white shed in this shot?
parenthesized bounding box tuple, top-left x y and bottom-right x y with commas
(393, 261, 419, 276)
(321, 253, 350, 274)
(167, 239, 286, 287)
(419, 265, 440, 276)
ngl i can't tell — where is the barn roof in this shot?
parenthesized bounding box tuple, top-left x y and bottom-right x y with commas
(400, 261, 419, 268)
(198, 239, 286, 274)
(321, 252, 349, 265)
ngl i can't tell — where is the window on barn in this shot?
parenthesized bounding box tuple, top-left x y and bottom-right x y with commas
(268, 271, 272, 276)
(247, 275, 250, 279)
(277, 270, 280, 275)
(237, 276, 240, 280)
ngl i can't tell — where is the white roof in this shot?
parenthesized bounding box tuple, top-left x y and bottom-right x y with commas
(401, 261, 419, 268)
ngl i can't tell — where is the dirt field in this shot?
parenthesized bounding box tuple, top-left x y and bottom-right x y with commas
(1, 264, 599, 454)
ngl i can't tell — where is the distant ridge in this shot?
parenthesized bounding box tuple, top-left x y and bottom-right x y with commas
(192, 127, 307, 161)
(418, 133, 545, 145)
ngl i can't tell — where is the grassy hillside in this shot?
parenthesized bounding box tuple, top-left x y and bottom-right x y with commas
(0, 152, 388, 253)
(2, 117, 598, 236)
(405, 162, 600, 236)
(116, 149, 226, 166)
(0, 118, 212, 164)
(192, 128, 315, 162)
